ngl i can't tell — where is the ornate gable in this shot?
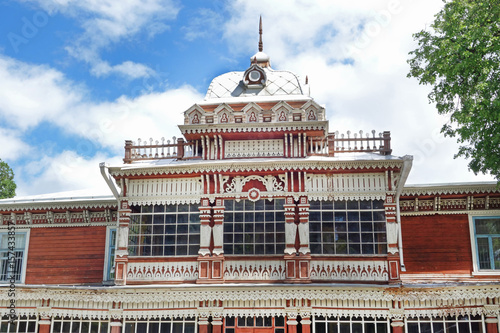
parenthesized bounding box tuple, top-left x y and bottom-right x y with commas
(214, 103, 234, 124)
(271, 101, 294, 122)
(184, 105, 205, 125)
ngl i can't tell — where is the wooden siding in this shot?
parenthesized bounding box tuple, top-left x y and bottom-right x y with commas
(26, 226, 106, 284)
(401, 214, 473, 274)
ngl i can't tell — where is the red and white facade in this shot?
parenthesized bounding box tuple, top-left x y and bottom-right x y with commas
(1, 31, 500, 333)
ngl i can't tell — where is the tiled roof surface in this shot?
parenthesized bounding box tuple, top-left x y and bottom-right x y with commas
(205, 68, 304, 100)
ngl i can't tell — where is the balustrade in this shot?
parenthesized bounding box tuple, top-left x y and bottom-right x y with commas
(123, 130, 392, 163)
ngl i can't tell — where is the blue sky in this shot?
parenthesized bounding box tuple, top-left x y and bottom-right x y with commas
(0, 0, 495, 197)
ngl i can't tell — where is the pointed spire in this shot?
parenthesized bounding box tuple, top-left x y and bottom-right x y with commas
(258, 16, 263, 52)
(249, 16, 270, 68)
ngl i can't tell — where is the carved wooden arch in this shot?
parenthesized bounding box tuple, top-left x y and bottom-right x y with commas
(224, 175, 286, 194)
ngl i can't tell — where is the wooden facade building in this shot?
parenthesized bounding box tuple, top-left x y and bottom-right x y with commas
(1, 26, 500, 333)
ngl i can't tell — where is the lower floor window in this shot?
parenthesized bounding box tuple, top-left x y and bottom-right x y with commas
(314, 316, 389, 333)
(124, 317, 196, 333)
(51, 317, 110, 333)
(224, 316, 286, 333)
(406, 315, 484, 333)
(0, 231, 28, 282)
(473, 217, 500, 270)
(0, 315, 37, 333)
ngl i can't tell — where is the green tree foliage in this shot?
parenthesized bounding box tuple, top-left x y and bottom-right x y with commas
(408, 0, 500, 181)
(0, 159, 16, 199)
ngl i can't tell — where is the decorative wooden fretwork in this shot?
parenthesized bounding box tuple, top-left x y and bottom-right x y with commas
(126, 178, 203, 205)
(309, 260, 389, 281)
(225, 139, 284, 158)
(126, 261, 199, 282)
(305, 173, 387, 201)
(224, 260, 286, 281)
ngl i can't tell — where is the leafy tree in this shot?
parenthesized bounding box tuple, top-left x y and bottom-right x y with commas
(0, 159, 16, 199)
(407, 0, 500, 181)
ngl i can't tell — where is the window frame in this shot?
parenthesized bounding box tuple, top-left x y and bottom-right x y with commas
(313, 315, 390, 333)
(128, 203, 201, 257)
(51, 316, 111, 333)
(405, 314, 485, 333)
(0, 315, 38, 332)
(469, 214, 500, 275)
(103, 226, 116, 283)
(222, 198, 286, 256)
(308, 199, 387, 256)
(0, 228, 30, 284)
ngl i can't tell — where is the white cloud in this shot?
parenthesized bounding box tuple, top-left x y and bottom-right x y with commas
(15, 151, 122, 196)
(90, 60, 155, 79)
(0, 54, 203, 195)
(20, 0, 180, 79)
(54, 86, 202, 155)
(0, 128, 32, 161)
(0, 56, 82, 130)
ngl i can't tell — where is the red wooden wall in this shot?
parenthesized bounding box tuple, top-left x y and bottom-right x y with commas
(401, 214, 473, 274)
(25, 226, 107, 284)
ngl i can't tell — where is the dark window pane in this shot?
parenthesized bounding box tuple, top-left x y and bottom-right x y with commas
(315, 322, 326, 333)
(335, 212, 347, 222)
(348, 212, 360, 221)
(360, 200, 372, 209)
(407, 323, 419, 333)
(334, 201, 346, 209)
(226, 316, 235, 327)
(310, 201, 321, 209)
(322, 211, 334, 221)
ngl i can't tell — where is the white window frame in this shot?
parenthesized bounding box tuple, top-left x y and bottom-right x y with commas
(405, 314, 485, 333)
(313, 316, 390, 333)
(103, 226, 117, 283)
(0, 315, 38, 332)
(468, 212, 500, 275)
(123, 317, 197, 333)
(0, 228, 30, 284)
(51, 316, 111, 333)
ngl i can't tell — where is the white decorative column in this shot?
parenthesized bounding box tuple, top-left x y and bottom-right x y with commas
(115, 199, 130, 286)
(384, 194, 400, 283)
(297, 196, 310, 255)
(198, 198, 212, 256)
(284, 196, 297, 255)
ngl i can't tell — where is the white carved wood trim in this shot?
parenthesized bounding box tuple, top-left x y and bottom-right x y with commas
(3, 285, 500, 320)
(127, 178, 203, 205)
(225, 139, 284, 158)
(306, 173, 386, 193)
(224, 260, 287, 280)
(127, 261, 199, 282)
(305, 173, 387, 201)
(310, 260, 389, 281)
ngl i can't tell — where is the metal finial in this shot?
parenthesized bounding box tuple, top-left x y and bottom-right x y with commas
(258, 16, 263, 52)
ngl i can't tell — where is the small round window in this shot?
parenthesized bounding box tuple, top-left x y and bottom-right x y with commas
(249, 70, 261, 82)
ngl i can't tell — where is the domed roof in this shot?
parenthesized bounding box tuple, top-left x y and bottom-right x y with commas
(204, 67, 305, 100)
(203, 17, 308, 102)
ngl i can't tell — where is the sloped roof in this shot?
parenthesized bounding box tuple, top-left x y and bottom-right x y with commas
(205, 67, 305, 100)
